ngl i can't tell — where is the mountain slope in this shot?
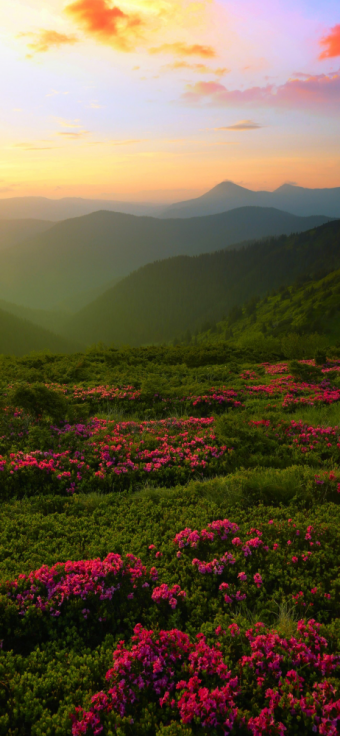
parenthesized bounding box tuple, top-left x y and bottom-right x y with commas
(0, 308, 81, 356)
(0, 298, 70, 334)
(0, 207, 331, 309)
(63, 220, 340, 347)
(0, 219, 54, 251)
(195, 267, 340, 347)
(162, 181, 340, 219)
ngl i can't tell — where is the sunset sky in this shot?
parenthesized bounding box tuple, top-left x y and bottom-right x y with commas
(1, 0, 340, 201)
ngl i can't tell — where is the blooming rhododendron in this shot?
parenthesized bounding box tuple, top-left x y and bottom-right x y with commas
(71, 620, 340, 735)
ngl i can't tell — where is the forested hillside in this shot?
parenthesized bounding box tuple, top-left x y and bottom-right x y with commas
(63, 220, 340, 347)
(192, 267, 340, 356)
(0, 207, 330, 309)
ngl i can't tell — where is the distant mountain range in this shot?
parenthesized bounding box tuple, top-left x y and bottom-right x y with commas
(0, 196, 163, 221)
(0, 207, 331, 309)
(1, 181, 339, 222)
(63, 220, 340, 347)
(162, 181, 340, 219)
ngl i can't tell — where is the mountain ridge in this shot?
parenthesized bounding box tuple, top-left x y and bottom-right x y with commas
(162, 181, 340, 219)
(62, 219, 340, 347)
(0, 207, 331, 309)
(0, 196, 164, 221)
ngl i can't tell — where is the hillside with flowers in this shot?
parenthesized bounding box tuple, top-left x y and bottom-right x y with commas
(2, 344, 340, 734)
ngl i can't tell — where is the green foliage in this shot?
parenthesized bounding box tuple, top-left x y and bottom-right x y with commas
(10, 384, 67, 420)
(288, 360, 323, 383)
(315, 348, 327, 365)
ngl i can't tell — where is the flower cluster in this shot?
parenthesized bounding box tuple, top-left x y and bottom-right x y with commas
(151, 584, 186, 609)
(5, 553, 159, 619)
(91, 417, 228, 479)
(174, 518, 240, 549)
(0, 417, 232, 496)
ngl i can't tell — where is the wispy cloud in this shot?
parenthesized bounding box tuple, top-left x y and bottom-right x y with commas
(319, 24, 340, 60)
(182, 71, 340, 112)
(57, 118, 83, 128)
(64, 0, 142, 51)
(46, 90, 70, 98)
(214, 120, 263, 130)
(56, 130, 90, 139)
(162, 61, 228, 76)
(109, 139, 145, 145)
(150, 42, 215, 58)
(13, 142, 56, 151)
(18, 29, 78, 56)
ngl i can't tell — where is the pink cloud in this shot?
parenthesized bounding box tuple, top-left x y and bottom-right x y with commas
(319, 24, 340, 60)
(181, 71, 340, 112)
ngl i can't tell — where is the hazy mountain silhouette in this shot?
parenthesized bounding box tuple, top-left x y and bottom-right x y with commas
(0, 207, 331, 309)
(0, 197, 163, 221)
(0, 298, 70, 335)
(62, 220, 340, 347)
(0, 307, 81, 356)
(0, 219, 54, 251)
(162, 181, 340, 218)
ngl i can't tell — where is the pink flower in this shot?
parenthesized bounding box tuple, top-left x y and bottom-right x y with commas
(228, 623, 240, 637)
(253, 573, 263, 588)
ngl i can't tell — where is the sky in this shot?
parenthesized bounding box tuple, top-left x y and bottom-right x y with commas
(1, 0, 340, 202)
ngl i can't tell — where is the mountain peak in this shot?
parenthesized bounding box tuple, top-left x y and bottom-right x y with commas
(205, 181, 253, 198)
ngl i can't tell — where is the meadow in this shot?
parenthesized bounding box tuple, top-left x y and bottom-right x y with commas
(1, 345, 340, 735)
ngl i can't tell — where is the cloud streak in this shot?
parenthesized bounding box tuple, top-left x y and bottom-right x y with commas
(64, 0, 142, 51)
(19, 29, 78, 55)
(319, 24, 340, 60)
(56, 130, 90, 139)
(182, 71, 340, 112)
(215, 120, 262, 130)
(13, 142, 56, 151)
(150, 42, 215, 58)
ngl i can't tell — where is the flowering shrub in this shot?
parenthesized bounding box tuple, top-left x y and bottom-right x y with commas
(71, 620, 340, 736)
(5, 552, 159, 617)
(172, 517, 339, 620)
